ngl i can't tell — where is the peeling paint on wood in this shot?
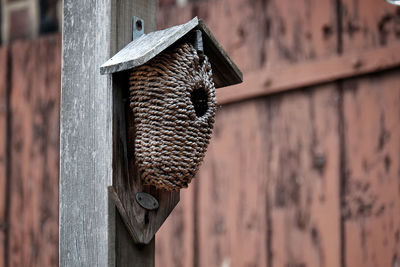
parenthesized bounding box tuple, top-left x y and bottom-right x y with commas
(266, 86, 341, 267)
(342, 70, 400, 267)
(342, 0, 400, 51)
(196, 101, 270, 267)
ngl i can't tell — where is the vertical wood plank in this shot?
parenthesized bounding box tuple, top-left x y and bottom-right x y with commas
(8, 36, 60, 267)
(60, 1, 113, 264)
(341, 0, 400, 52)
(115, 213, 155, 266)
(340, 1, 400, 266)
(342, 70, 400, 267)
(267, 86, 341, 267)
(0, 46, 8, 267)
(197, 100, 269, 267)
(155, 187, 194, 267)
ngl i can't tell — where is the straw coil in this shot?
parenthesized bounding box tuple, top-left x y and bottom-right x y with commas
(129, 42, 216, 191)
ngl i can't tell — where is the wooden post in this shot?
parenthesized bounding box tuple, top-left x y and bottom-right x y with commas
(60, 1, 157, 266)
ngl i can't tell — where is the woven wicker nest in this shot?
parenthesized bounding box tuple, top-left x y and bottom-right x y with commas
(129, 42, 217, 191)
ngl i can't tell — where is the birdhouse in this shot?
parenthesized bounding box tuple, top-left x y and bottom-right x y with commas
(101, 17, 242, 244)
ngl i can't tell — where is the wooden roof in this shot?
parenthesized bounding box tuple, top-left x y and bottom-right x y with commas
(100, 17, 242, 88)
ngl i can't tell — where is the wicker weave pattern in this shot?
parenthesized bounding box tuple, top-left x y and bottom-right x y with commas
(129, 43, 217, 191)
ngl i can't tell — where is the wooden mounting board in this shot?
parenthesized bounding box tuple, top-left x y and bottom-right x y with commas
(111, 71, 180, 245)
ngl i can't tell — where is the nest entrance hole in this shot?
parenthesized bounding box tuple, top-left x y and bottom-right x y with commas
(190, 87, 209, 117)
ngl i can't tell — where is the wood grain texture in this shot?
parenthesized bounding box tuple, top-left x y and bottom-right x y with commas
(0, 46, 8, 267)
(158, 0, 340, 106)
(340, 2, 400, 266)
(267, 85, 340, 267)
(155, 186, 195, 267)
(195, 100, 270, 267)
(1, 1, 398, 267)
(115, 212, 155, 267)
(158, 0, 338, 74)
(111, 0, 157, 53)
(157, 0, 400, 106)
(61, 0, 158, 266)
(8, 36, 60, 267)
(60, 0, 114, 265)
(157, 1, 341, 266)
(216, 44, 400, 105)
(342, 69, 400, 267)
(341, 0, 400, 52)
(101, 17, 242, 88)
(190, 85, 340, 267)
(101, 17, 199, 74)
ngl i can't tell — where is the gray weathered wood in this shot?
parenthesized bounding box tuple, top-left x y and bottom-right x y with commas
(60, 0, 157, 266)
(115, 213, 155, 267)
(100, 17, 243, 88)
(101, 17, 199, 74)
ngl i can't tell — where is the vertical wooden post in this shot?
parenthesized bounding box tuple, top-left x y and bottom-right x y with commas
(60, 1, 157, 266)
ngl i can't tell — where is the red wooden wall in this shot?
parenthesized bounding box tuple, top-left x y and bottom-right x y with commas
(0, 36, 60, 267)
(156, 1, 400, 267)
(0, 0, 400, 266)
